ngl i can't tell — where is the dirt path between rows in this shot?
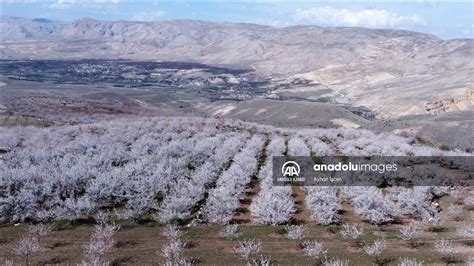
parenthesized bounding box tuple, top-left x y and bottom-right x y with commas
(232, 179, 261, 224)
(291, 186, 312, 224)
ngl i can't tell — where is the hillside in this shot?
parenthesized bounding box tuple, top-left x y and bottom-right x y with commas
(2, 17, 472, 76)
(1, 17, 473, 119)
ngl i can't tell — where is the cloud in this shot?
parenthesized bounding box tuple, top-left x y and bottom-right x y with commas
(2, 0, 38, 3)
(48, 0, 75, 9)
(131, 10, 166, 22)
(294, 6, 426, 28)
(48, 0, 120, 9)
(246, 18, 291, 27)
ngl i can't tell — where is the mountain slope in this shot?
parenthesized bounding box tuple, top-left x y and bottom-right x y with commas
(2, 17, 472, 75)
(1, 17, 473, 119)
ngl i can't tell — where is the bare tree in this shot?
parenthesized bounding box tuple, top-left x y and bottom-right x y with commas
(285, 225, 306, 240)
(162, 225, 185, 240)
(95, 211, 110, 225)
(448, 205, 464, 221)
(2, 259, 14, 266)
(250, 255, 271, 266)
(322, 258, 350, 266)
(399, 223, 423, 248)
(450, 188, 464, 204)
(221, 224, 241, 238)
(82, 218, 120, 265)
(13, 235, 41, 265)
(467, 256, 474, 266)
(28, 224, 52, 238)
(434, 238, 456, 263)
(340, 223, 364, 240)
(363, 239, 386, 264)
(302, 240, 327, 259)
(160, 225, 191, 265)
(398, 258, 423, 266)
(421, 210, 441, 229)
(464, 195, 474, 209)
(161, 238, 185, 265)
(457, 224, 474, 238)
(233, 239, 261, 263)
(12, 223, 52, 266)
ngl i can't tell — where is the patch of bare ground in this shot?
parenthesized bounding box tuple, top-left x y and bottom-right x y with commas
(339, 202, 365, 224)
(345, 245, 360, 252)
(232, 179, 261, 224)
(1, 223, 472, 265)
(291, 186, 312, 224)
(0, 114, 55, 127)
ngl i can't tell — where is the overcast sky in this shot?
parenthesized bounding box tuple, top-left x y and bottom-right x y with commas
(2, 0, 473, 39)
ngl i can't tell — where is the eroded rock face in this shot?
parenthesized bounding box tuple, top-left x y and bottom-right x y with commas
(425, 89, 474, 115)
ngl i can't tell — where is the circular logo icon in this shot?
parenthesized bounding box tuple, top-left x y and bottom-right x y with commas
(282, 161, 300, 177)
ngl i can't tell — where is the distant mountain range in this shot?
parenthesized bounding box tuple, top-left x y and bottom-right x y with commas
(1, 16, 473, 118)
(2, 16, 472, 74)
